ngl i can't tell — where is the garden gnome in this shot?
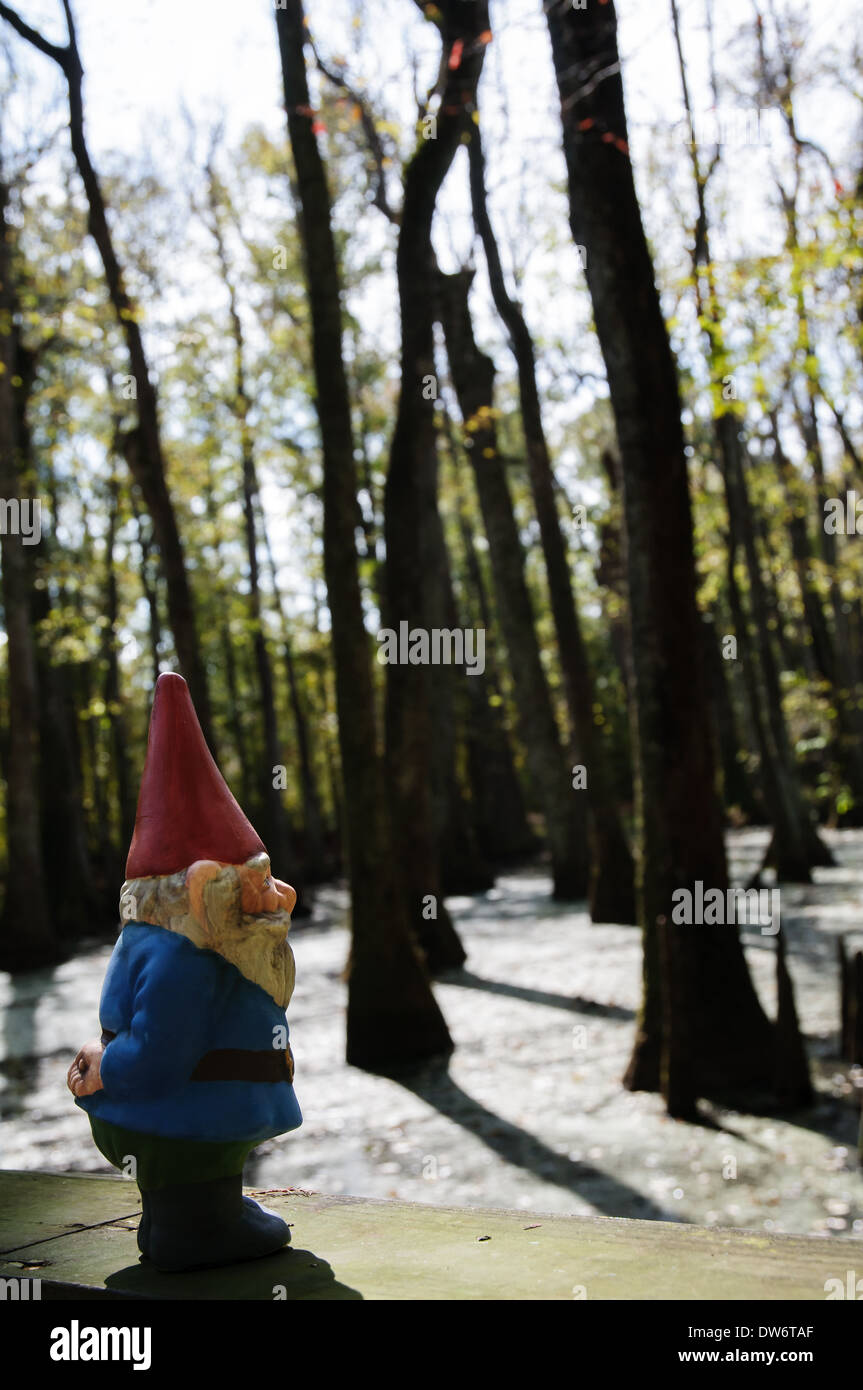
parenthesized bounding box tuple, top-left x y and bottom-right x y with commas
(67, 672, 302, 1272)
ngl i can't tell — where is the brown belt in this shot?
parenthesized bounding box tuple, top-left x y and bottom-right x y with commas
(100, 1030, 295, 1084)
(191, 1047, 295, 1085)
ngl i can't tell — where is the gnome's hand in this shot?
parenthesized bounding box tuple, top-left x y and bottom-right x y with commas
(67, 1040, 105, 1097)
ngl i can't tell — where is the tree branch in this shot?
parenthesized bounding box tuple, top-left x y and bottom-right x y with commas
(0, 1, 69, 67)
(308, 38, 401, 225)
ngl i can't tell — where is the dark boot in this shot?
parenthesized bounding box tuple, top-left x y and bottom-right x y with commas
(147, 1174, 291, 1272)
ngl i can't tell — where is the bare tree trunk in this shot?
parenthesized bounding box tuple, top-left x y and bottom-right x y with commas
(546, 0, 774, 1112)
(310, 23, 493, 915)
(346, 325, 386, 614)
(774, 931, 813, 1108)
(853, 953, 863, 1069)
(259, 521, 328, 883)
(72, 526, 115, 885)
(751, 2, 863, 825)
(128, 486, 162, 686)
(446, 415, 538, 863)
(838, 935, 852, 1060)
(438, 269, 588, 900)
(276, 0, 452, 1068)
(769, 409, 863, 822)
(792, 387, 863, 823)
(594, 450, 633, 692)
(668, 0, 830, 884)
(0, 0, 215, 749)
(699, 613, 761, 822)
(378, 4, 490, 967)
(199, 462, 253, 811)
(468, 123, 634, 922)
(427, 478, 492, 902)
(0, 180, 56, 967)
(769, 411, 836, 687)
(201, 163, 302, 894)
(102, 474, 134, 855)
(726, 422, 831, 879)
(33, 456, 104, 936)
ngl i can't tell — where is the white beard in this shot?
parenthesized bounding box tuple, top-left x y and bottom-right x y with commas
(210, 909, 296, 1010)
(119, 871, 296, 1009)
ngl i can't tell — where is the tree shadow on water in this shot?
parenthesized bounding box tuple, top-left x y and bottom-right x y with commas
(398, 1059, 673, 1222)
(437, 968, 634, 1020)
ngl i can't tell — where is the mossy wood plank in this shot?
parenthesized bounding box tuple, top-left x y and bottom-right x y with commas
(0, 1170, 140, 1257)
(0, 1171, 854, 1300)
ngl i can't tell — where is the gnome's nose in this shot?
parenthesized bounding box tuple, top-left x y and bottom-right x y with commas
(274, 879, 298, 915)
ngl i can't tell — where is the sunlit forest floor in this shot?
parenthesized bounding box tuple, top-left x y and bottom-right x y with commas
(2, 829, 862, 1240)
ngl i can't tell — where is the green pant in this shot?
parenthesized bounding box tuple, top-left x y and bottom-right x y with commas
(89, 1117, 253, 1192)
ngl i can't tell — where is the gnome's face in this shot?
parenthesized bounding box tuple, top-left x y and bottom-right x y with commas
(239, 854, 298, 918)
(185, 853, 297, 1009)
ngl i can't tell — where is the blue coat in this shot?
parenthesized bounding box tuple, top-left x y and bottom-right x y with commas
(77, 922, 303, 1144)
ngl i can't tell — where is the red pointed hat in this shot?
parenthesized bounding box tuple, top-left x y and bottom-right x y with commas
(126, 672, 266, 879)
